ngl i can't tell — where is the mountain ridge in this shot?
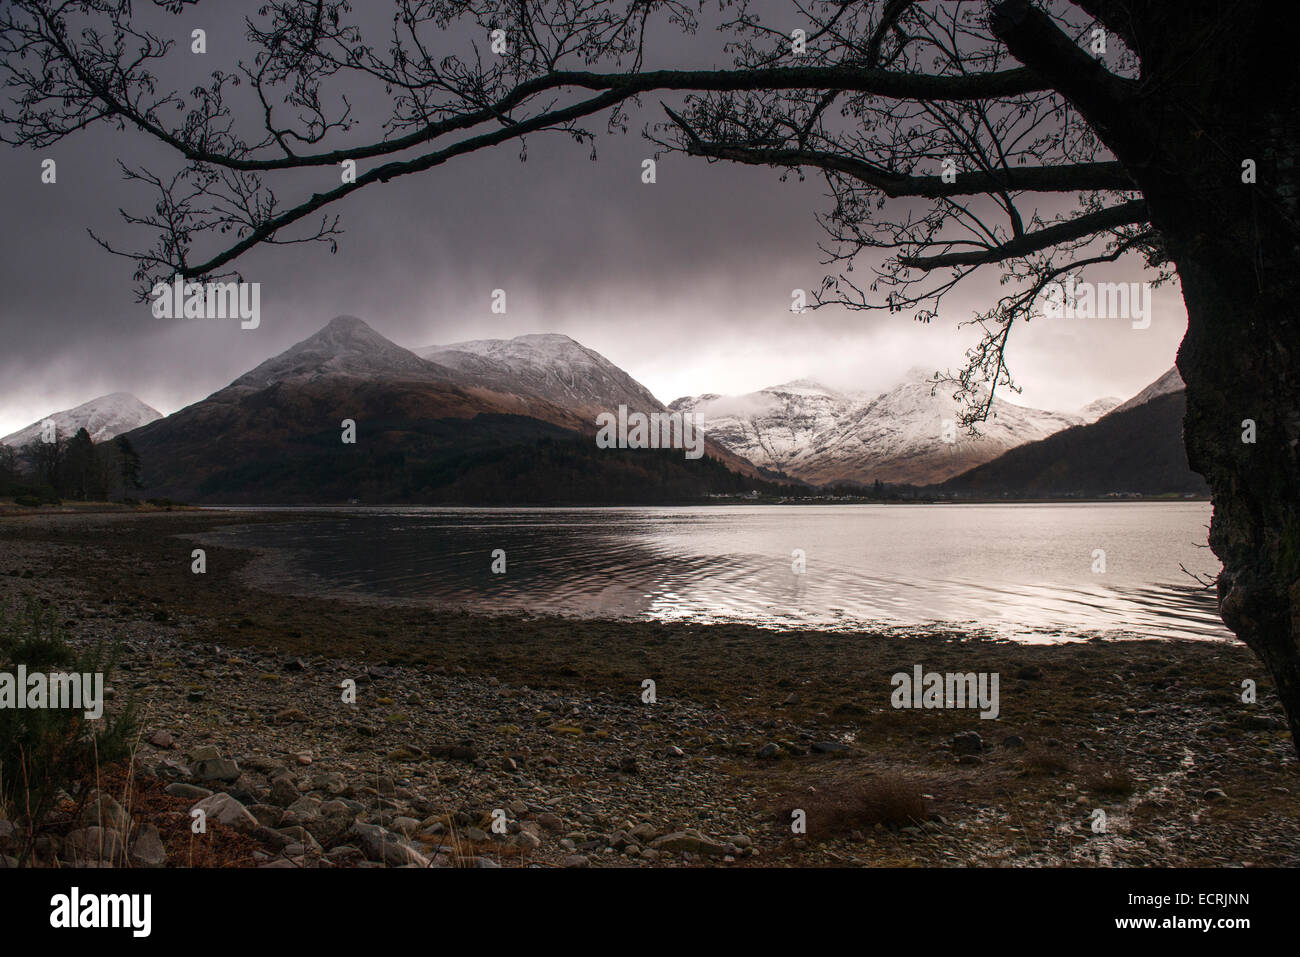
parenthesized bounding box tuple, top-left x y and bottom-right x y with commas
(2, 393, 162, 448)
(671, 370, 1091, 486)
(122, 316, 772, 502)
(939, 367, 1202, 497)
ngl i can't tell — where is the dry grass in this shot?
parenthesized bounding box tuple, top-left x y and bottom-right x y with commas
(1082, 767, 1136, 797)
(1019, 746, 1073, 777)
(773, 775, 928, 840)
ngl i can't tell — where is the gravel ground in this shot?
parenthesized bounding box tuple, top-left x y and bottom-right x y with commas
(1, 507, 1298, 868)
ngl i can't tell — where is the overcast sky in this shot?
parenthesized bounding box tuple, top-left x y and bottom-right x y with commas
(0, 1, 1185, 437)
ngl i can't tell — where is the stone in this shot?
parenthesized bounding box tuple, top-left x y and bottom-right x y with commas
(390, 817, 422, 838)
(757, 743, 780, 759)
(277, 826, 322, 853)
(308, 801, 357, 846)
(811, 741, 849, 754)
(247, 804, 285, 828)
(649, 829, 731, 857)
(952, 731, 984, 755)
(630, 822, 659, 843)
(268, 777, 302, 808)
(191, 755, 241, 784)
(313, 772, 349, 796)
(63, 827, 126, 864)
(252, 826, 292, 851)
(192, 793, 259, 833)
(129, 824, 167, 867)
(165, 782, 212, 799)
(81, 791, 130, 833)
(351, 822, 429, 867)
(149, 730, 175, 749)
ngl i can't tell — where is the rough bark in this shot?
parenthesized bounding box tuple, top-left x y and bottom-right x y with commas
(998, 0, 1300, 744)
(1124, 4, 1300, 742)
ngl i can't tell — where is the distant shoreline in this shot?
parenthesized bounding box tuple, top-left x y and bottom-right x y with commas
(0, 495, 1212, 519)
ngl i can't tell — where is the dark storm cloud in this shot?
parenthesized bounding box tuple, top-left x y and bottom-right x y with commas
(0, 0, 1183, 435)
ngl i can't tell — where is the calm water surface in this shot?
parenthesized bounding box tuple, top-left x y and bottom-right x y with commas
(199, 503, 1227, 643)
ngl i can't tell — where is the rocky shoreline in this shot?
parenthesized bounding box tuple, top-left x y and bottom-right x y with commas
(1, 508, 1299, 867)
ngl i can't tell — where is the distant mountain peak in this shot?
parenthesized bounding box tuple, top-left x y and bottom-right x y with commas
(2, 392, 162, 447)
(417, 333, 664, 415)
(323, 314, 368, 331)
(902, 365, 941, 381)
(230, 315, 432, 390)
(673, 370, 1082, 486)
(1079, 396, 1123, 422)
(308, 315, 398, 350)
(1109, 366, 1184, 417)
(768, 378, 841, 396)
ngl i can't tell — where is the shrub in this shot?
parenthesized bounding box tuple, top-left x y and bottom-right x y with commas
(0, 600, 137, 861)
(775, 775, 928, 839)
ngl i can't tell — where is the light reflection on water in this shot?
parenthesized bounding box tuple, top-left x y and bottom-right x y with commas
(198, 503, 1228, 643)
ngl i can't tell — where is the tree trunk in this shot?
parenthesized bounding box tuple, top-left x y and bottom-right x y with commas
(1178, 245, 1300, 742)
(996, 0, 1300, 746)
(1146, 17, 1300, 745)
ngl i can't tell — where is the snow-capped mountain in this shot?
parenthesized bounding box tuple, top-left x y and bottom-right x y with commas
(668, 380, 856, 479)
(418, 333, 662, 417)
(671, 370, 1087, 486)
(1, 393, 162, 447)
(1108, 366, 1184, 416)
(231, 315, 436, 391)
(125, 317, 768, 501)
(942, 366, 1203, 497)
(1079, 396, 1123, 421)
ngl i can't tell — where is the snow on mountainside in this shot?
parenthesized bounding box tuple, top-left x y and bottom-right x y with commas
(1108, 366, 1184, 416)
(1079, 396, 1123, 421)
(672, 369, 1087, 486)
(419, 334, 665, 415)
(669, 379, 853, 478)
(2, 393, 162, 447)
(231, 315, 437, 391)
